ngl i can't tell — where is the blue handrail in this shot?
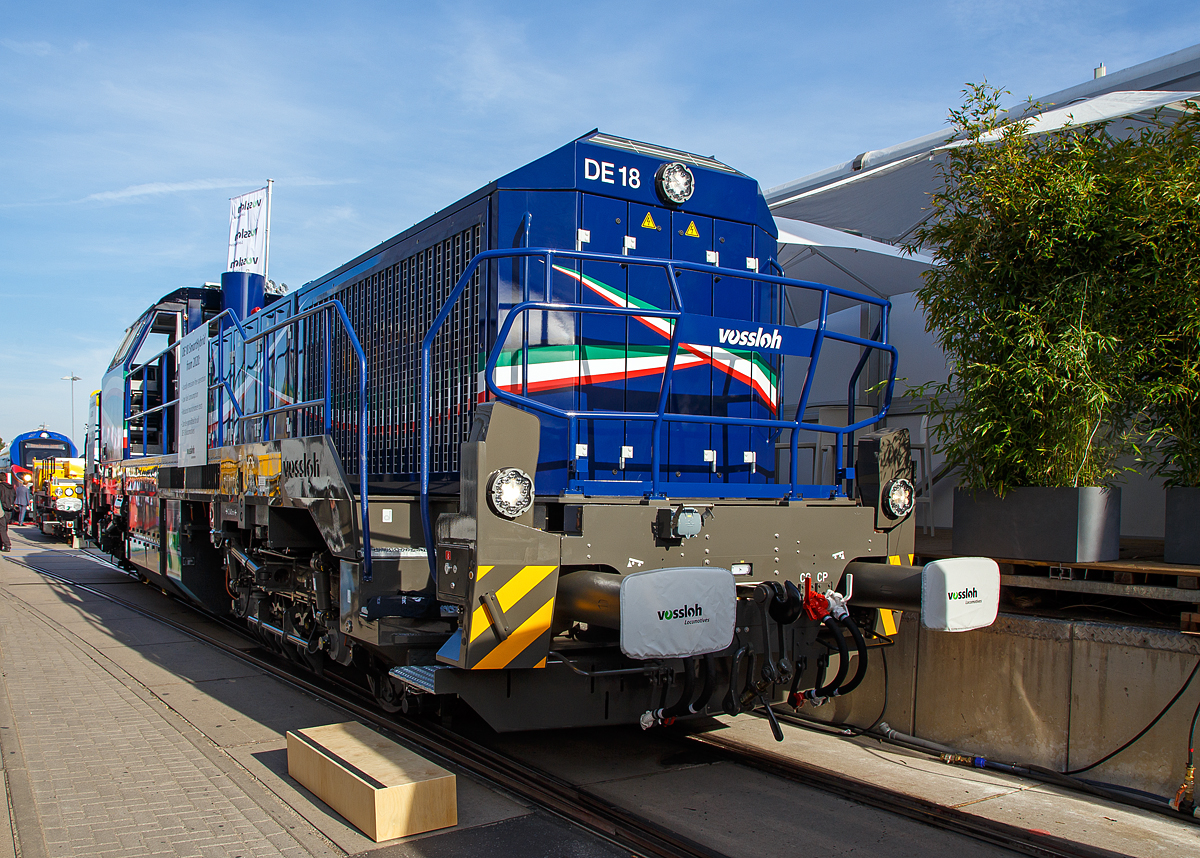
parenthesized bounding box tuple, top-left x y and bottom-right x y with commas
(224, 300, 373, 578)
(125, 302, 374, 580)
(420, 247, 898, 583)
(126, 309, 250, 457)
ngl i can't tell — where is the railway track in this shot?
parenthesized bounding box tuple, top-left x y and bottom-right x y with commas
(684, 731, 1118, 858)
(11, 547, 723, 858)
(8, 543, 1116, 858)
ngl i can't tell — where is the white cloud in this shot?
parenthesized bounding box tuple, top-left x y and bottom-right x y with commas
(1, 39, 53, 56)
(81, 176, 354, 203)
(82, 178, 260, 202)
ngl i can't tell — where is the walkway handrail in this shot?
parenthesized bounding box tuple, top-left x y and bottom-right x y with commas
(126, 302, 373, 580)
(419, 246, 898, 583)
(227, 300, 372, 578)
(126, 309, 251, 457)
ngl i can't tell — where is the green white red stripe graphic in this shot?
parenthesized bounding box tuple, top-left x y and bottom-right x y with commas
(481, 267, 780, 412)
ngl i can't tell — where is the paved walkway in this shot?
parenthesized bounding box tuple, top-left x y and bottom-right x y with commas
(0, 533, 338, 858)
(0, 528, 613, 858)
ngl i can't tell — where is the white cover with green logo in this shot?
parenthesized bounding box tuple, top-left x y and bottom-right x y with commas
(921, 558, 1000, 631)
(619, 567, 736, 659)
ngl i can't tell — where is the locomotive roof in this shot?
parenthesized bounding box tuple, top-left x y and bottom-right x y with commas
(298, 130, 772, 300)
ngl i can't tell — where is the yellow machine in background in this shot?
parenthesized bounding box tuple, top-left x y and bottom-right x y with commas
(32, 457, 85, 540)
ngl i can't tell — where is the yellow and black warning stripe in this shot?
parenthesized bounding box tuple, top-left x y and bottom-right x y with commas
(877, 554, 915, 635)
(464, 564, 559, 670)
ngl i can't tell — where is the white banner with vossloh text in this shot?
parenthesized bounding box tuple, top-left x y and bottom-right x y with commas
(228, 186, 268, 275)
(176, 325, 210, 467)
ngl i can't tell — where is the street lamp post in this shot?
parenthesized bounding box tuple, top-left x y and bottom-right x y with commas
(61, 375, 81, 450)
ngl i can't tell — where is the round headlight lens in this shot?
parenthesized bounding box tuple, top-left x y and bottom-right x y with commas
(64, 486, 75, 496)
(882, 478, 915, 519)
(487, 468, 534, 519)
(655, 162, 695, 205)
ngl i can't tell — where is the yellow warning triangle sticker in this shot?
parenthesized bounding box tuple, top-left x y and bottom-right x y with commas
(640, 212, 657, 230)
(684, 221, 700, 238)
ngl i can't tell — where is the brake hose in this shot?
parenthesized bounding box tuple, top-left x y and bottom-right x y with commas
(832, 612, 869, 696)
(689, 654, 717, 714)
(663, 656, 697, 720)
(816, 615, 850, 696)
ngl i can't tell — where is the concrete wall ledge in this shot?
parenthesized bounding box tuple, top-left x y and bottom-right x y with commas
(810, 612, 1200, 798)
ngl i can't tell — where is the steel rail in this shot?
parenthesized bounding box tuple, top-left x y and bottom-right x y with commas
(7, 551, 726, 858)
(685, 728, 1127, 858)
(15, 546, 1045, 857)
(13, 546, 1121, 858)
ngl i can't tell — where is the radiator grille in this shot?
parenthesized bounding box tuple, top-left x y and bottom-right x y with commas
(304, 224, 483, 482)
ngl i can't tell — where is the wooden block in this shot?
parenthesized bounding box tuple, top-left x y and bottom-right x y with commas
(1178, 576, 1199, 590)
(287, 722, 456, 842)
(1113, 571, 1135, 585)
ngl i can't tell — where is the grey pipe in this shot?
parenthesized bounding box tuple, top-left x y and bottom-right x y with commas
(842, 561, 922, 611)
(555, 569, 622, 628)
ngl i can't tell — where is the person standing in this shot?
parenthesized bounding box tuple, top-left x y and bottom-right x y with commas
(14, 479, 30, 525)
(0, 479, 14, 552)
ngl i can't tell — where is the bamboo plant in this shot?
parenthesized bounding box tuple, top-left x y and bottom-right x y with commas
(911, 84, 1200, 494)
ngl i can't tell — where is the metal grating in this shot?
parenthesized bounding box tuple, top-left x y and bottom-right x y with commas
(303, 223, 483, 484)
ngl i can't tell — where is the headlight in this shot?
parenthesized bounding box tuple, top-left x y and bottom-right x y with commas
(64, 486, 75, 497)
(882, 478, 915, 519)
(655, 162, 695, 205)
(487, 468, 534, 519)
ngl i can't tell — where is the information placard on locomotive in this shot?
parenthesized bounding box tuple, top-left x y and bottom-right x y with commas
(177, 324, 209, 467)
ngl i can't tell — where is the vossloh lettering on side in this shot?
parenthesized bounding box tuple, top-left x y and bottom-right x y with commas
(620, 567, 735, 659)
(717, 326, 782, 350)
(657, 603, 708, 626)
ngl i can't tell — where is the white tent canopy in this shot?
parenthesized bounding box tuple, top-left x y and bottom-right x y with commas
(767, 89, 1200, 246)
(774, 216, 932, 301)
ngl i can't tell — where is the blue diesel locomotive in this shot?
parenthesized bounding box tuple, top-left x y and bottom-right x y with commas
(86, 133, 998, 731)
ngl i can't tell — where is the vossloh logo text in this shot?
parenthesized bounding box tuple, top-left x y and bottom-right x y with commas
(717, 326, 782, 349)
(947, 587, 979, 602)
(657, 603, 709, 626)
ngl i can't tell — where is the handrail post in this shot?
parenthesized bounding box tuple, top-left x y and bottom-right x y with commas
(217, 332, 224, 448)
(141, 365, 148, 456)
(161, 351, 168, 456)
(262, 329, 272, 443)
(650, 265, 685, 498)
(791, 288, 830, 496)
(349, 302, 372, 581)
(323, 311, 332, 436)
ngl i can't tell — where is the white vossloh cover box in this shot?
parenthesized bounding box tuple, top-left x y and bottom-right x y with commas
(921, 558, 1000, 632)
(620, 566, 736, 659)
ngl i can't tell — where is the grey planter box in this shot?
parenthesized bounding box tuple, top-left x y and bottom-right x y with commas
(1165, 487, 1200, 566)
(952, 486, 1121, 563)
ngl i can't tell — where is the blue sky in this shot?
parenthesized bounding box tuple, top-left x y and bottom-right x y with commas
(1, 1, 1197, 451)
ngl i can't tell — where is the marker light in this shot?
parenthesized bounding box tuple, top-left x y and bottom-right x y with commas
(487, 468, 534, 519)
(882, 478, 915, 519)
(655, 162, 695, 205)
